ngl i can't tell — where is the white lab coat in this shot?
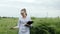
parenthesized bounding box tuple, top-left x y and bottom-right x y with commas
(17, 16, 32, 34)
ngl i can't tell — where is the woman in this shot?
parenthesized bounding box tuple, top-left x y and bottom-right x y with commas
(12, 8, 32, 34)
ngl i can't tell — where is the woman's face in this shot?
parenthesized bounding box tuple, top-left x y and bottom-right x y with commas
(21, 11, 26, 17)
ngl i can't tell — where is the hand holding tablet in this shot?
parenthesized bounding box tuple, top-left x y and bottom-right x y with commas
(25, 21, 33, 27)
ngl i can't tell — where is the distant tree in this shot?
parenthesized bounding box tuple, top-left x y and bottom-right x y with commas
(0, 16, 1, 19)
(31, 17, 36, 19)
(2, 16, 7, 18)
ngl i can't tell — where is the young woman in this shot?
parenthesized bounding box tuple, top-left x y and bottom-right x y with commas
(12, 8, 32, 34)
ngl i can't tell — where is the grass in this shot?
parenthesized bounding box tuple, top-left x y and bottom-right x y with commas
(0, 17, 60, 34)
(0, 18, 18, 34)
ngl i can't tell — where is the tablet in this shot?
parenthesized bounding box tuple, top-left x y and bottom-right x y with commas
(27, 21, 33, 25)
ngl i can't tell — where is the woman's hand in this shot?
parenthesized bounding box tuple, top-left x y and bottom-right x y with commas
(25, 24, 30, 27)
(10, 26, 19, 29)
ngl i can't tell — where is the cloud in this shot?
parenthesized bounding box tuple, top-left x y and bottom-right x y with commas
(0, 0, 35, 3)
(0, 0, 60, 17)
(0, 0, 60, 10)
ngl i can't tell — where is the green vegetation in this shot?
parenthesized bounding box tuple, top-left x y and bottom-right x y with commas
(0, 17, 60, 34)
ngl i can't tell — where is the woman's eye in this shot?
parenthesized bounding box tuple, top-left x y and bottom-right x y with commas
(21, 13, 24, 14)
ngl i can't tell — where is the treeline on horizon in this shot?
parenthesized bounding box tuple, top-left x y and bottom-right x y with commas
(0, 16, 60, 18)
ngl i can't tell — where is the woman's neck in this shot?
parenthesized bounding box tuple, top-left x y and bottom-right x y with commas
(22, 16, 27, 19)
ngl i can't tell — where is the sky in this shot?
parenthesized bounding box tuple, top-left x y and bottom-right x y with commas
(0, 0, 60, 17)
